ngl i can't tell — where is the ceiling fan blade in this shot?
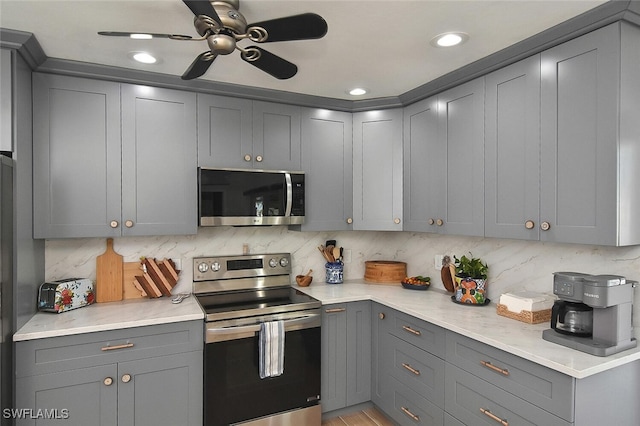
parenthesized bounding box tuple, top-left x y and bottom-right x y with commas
(247, 13, 328, 42)
(242, 46, 297, 80)
(98, 31, 193, 40)
(181, 51, 217, 80)
(183, 0, 222, 26)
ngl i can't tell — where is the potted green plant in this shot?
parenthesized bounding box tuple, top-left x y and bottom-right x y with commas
(453, 253, 489, 304)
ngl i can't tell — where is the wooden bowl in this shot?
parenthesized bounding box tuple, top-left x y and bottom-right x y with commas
(296, 275, 313, 287)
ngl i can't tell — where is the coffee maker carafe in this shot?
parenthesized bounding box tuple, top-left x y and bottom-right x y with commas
(542, 272, 637, 356)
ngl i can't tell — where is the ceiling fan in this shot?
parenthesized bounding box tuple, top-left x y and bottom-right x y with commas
(98, 0, 328, 80)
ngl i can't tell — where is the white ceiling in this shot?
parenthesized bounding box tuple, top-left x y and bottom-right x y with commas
(0, 0, 607, 100)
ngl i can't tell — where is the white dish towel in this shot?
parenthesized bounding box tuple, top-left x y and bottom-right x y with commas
(259, 320, 285, 379)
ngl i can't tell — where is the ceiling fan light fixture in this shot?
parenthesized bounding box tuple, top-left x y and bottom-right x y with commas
(131, 52, 158, 64)
(130, 33, 153, 39)
(349, 88, 367, 96)
(431, 32, 469, 48)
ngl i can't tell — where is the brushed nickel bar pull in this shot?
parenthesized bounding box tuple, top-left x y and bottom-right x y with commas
(480, 408, 509, 426)
(402, 325, 421, 336)
(481, 360, 510, 376)
(101, 343, 134, 351)
(401, 363, 421, 376)
(400, 406, 420, 422)
(325, 308, 346, 313)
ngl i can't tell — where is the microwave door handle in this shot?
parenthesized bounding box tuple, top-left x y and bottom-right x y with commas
(284, 173, 293, 217)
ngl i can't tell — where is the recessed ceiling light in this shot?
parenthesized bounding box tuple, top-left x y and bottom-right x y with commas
(349, 88, 367, 96)
(132, 52, 157, 64)
(430, 32, 469, 48)
(130, 33, 153, 40)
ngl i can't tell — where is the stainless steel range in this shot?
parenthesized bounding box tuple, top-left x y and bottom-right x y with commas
(193, 253, 322, 426)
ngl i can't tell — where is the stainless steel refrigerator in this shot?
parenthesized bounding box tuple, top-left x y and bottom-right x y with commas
(0, 154, 14, 415)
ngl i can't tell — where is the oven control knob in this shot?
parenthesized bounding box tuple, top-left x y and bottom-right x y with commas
(198, 262, 209, 273)
(279, 257, 289, 268)
(210, 261, 221, 272)
(269, 258, 278, 268)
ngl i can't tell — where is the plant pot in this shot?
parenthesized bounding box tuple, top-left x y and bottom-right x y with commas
(454, 276, 487, 304)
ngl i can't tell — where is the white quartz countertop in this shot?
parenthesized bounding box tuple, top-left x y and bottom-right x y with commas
(297, 280, 640, 379)
(13, 296, 204, 341)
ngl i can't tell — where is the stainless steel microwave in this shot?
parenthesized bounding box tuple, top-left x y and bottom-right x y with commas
(198, 168, 305, 226)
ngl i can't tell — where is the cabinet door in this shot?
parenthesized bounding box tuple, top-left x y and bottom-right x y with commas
(118, 351, 202, 426)
(540, 23, 619, 245)
(15, 364, 118, 426)
(485, 55, 540, 240)
(252, 101, 301, 170)
(197, 94, 253, 168)
(300, 108, 353, 231)
(438, 79, 485, 236)
(32, 74, 121, 238)
(353, 109, 403, 231)
(346, 300, 371, 406)
(1, 49, 11, 152)
(121, 84, 197, 236)
(321, 304, 347, 413)
(403, 96, 442, 232)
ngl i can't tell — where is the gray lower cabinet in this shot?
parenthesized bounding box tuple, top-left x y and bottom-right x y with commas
(33, 74, 197, 238)
(298, 108, 353, 231)
(372, 303, 446, 426)
(402, 78, 484, 236)
(15, 321, 203, 426)
(197, 95, 301, 170)
(321, 301, 371, 413)
(352, 109, 403, 231)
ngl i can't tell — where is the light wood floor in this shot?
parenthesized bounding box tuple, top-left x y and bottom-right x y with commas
(322, 407, 394, 426)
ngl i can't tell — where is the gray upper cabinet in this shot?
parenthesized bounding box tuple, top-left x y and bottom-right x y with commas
(540, 22, 640, 246)
(353, 109, 403, 231)
(484, 55, 541, 240)
(120, 84, 197, 236)
(197, 95, 301, 170)
(33, 74, 197, 238)
(404, 79, 484, 236)
(403, 96, 440, 232)
(33, 74, 122, 238)
(299, 108, 353, 231)
(1, 49, 12, 152)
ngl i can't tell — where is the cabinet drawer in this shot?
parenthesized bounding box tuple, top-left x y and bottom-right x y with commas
(445, 363, 571, 426)
(16, 320, 203, 377)
(384, 334, 445, 408)
(385, 375, 444, 426)
(387, 309, 446, 358)
(446, 332, 574, 422)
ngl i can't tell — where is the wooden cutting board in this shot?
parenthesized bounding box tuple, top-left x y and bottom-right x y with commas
(96, 238, 123, 302)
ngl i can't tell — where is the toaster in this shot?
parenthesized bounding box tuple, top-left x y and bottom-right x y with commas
(38, 278, 95, 313)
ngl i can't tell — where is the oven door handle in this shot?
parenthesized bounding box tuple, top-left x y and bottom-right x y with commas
(206, 313, 321, 343)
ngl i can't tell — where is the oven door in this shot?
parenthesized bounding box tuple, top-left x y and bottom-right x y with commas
(204, 311, 321, 426)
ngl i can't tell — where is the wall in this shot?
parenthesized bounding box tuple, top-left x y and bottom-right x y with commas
(45, 227, 640, 327)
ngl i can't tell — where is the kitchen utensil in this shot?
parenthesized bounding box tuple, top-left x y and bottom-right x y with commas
(171, 293, 190, 304)
(96, 238, 123, 302)
(550, 300, 593, 336)
(317, 246, 333, 263)
(325, 240, 336, 248)
(332, 246, 341, 262)
(325, 245, 336, 262)
(295, 269, 313, 287)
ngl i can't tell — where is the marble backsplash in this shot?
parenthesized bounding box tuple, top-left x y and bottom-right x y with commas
(45, 227, 640, 326)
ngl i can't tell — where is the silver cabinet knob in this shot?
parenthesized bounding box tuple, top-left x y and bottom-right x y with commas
(540, 221, 551, 231)
(525, 220, 535, 229)
(125, 220, 134, 228)
(244, 154, 251, 162)
(436, 219, 444, 226)
(394, 218, 401, 224)
(255, 155, 263, 162)
(121, 374, 131, 383)
(110, 220, 119, 228)
(104, 377, 113, 386)
(379, 312, 385, 320)
(428, 218, 435, 225)
(346, 217, 353, 224)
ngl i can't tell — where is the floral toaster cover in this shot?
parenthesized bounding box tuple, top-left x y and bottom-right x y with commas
(38, 278, 95, 313)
